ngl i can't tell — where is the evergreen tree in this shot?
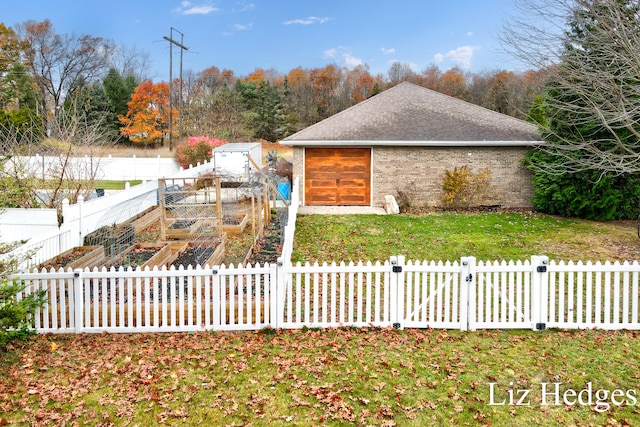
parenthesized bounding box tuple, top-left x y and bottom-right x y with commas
(525, 0, 640, 219)
(103, 68, 136, 143)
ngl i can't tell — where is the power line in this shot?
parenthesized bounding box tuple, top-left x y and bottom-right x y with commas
(163, 27, 188, 151)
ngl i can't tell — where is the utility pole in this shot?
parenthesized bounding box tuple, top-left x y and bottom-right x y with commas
(163, 27, 188, 151)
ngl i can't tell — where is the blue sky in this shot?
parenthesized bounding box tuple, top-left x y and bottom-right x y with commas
(3, 0, 524, 81)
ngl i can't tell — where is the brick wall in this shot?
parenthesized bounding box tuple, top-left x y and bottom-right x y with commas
(292, 145, 534, 208)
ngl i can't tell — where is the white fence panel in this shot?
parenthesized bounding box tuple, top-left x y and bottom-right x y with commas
(401, 259, 465, 329)
(0, 208, 60, 243)
(8, 229, 73, 269)
(471, 259, 535, 330)
(213, 263, 277, 331)
(16, 263, 277, 334)
(280, 260, 391, 329)
(278, 177, 299, 267)
(545, 260, 640, 330)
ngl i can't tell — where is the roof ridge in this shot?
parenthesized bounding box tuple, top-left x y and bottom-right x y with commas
(283, 81, 540, 142)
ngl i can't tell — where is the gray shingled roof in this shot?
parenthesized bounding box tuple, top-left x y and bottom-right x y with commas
(282, 81, 541, 145)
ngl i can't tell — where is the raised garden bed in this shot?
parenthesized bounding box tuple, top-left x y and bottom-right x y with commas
(39, 245, 105, 270)
(122, 206, 160, 233)
(108, 243, 172, 270)
(222, 213, 249, 235)
(165, 219, 204, 240)
(84, 224, 135, 258)
(172, 236, 226, 268)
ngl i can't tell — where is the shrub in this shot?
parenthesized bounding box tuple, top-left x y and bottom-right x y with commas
(442, 166, 492, 209)
(0, 241, 47, 352)
(0, 280, 47, 350)
(174, 136, 226, 169)
(530, 169, 640, 220)
(525, 151, 640, 220)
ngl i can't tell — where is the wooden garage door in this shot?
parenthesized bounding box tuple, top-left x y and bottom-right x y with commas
(305, 148, 371, 206)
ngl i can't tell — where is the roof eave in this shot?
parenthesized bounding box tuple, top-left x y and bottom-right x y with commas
(281, 140, 544, 147)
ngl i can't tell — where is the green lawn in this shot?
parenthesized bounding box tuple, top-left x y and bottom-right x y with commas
(2, 211, 640, 426)
(93, 179, 143, 190)
(292, 212, 640, 263)
(40, 179, 143, 190)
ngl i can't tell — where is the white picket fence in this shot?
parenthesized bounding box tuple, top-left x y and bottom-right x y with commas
(13, 255, 640, 333)
(0, 159, 222, 269)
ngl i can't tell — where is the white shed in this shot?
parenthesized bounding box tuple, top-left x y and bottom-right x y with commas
(212, 142, 262, 178)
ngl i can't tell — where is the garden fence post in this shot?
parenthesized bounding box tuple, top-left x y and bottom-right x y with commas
(274, 258, 284, 329)
(389, 255, 405, 329)
(460, 256, 476, 331)
(212, 266, 221, 330)
(77, 195, 84, 247)
(60, 198, 71, 253)
(531, 256, 549, 331)
(73, 269, 83, 333)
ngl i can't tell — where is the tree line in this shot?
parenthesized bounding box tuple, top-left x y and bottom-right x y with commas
(0, 18, 548, 148)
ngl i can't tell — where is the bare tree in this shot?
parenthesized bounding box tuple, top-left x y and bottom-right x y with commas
(387, 61, 417, 86)
(501, 0, 640, 175)
(16, 19, 115, 125)
(0, 104, 116, 208)
(109, 44, 151, 83)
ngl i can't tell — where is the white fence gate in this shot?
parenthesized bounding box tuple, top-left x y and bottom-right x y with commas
(13, 255, 640, 333)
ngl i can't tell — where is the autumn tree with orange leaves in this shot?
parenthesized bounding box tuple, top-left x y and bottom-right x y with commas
(119, 80, 176, 146)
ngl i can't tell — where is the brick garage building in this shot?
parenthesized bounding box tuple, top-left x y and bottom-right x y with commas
(282, 82, 542, 208)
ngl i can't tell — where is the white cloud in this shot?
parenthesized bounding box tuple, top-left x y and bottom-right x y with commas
(283, 16, 330, 25)
(234, 2, 255, 12)
(174, 1, 218, 15)
(381, 47, 395, 55)
(234, 23, 253, 30)
(322, 48, 337, 59)
(467, 31, 474, 37)
(323, 46, 362, 68)
(433, 45, 477, 69)
(343, 53, 362, 68)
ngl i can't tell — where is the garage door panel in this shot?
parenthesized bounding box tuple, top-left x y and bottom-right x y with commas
(307, 193, 336, 204)
(338, 194, 368, 203)
(338, 179, 367, 188)
(341, 165, 368, 172)
(305, 148, 371, 206)
(307, 179, 338, 188)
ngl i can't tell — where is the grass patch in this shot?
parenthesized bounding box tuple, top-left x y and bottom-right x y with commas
(39, 179, 143, 190)
(93, 179, 143, 190)
(2, 329, 640, 425)
(292, 212, 640, 263)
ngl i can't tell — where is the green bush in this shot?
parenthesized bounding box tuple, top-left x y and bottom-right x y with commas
(525, 152, 640, 220)
(0, 242, 47, 351)
(0, 280, 47, 350)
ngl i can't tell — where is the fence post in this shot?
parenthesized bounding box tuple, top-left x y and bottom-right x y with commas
(73, 269, 83, 333)
(77, 195, 84, 247)
(531, 255, 549, 331)
(274, 258, 285, 329)
(268, 262, 284, 329)
(60, 198, 71, 253)
(389, 255, 405, 329)
(212, 266, 221, 330)
(460, 256, 476, 331)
